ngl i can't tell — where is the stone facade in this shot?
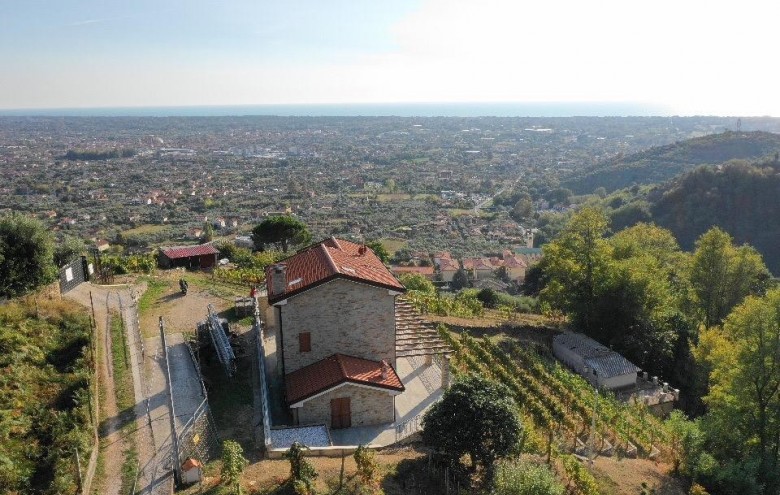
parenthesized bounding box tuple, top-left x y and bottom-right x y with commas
(278, 278, 397, 374)
(295, 384, 395, 427)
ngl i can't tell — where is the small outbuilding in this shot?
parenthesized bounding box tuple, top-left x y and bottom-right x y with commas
(552, 333, 639, 390)
(158, 244, 220, 270)
(181, 458, 203, 484)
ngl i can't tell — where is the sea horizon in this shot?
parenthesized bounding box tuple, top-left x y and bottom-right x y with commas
(0, 101, 682, 118)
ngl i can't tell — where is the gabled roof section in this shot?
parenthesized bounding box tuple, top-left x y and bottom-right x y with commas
(553, 333, 639, 379)
(161, 244, 220, 260)
(266, 237, 405, 303)
(285, 353, 405, 406)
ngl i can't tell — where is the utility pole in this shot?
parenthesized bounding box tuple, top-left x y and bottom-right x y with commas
(160, 317, 181, 486)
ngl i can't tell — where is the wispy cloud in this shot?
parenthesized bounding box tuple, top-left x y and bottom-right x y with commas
(69, 17, 116, 27)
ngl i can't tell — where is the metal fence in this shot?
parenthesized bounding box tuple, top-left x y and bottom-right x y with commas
(177, 398, 220, 468)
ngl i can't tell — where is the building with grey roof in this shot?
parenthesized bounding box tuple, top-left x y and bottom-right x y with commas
(552, 333, 639, 390)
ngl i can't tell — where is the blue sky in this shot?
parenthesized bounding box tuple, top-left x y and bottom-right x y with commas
(1, 0, 778, 115)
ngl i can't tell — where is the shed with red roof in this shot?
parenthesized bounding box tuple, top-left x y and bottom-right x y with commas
(158, 244, 220, 270)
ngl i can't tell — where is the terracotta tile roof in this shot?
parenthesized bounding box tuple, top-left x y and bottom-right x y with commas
(182, 458, 203, 471)
(266, 237, 405, 303)
(161, 244, 220, 260)
(503, 255, 528, 268)
(438, 258, 460, 271)
(286, 354, 405, 405)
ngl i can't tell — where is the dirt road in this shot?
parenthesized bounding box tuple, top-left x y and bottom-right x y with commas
(66, 283, 172, 495)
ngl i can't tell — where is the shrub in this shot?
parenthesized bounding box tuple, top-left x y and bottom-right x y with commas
(493, 459, 564, 495)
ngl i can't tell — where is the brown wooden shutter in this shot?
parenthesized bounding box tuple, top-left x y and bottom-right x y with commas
(299, 332, 311, 352)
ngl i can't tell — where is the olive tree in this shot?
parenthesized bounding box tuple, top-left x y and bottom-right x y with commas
(422, 374, 522, 477)
(0, 214, 57, 298)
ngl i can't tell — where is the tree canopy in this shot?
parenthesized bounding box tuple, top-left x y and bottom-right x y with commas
(690, 227, 770, 328)
(422, 374, 522, 476)
(366, 240, 390, 264)
(695, 289, 780, 494)
(0, 214, 57, 298)
(399, 273, 435, 293)
(539, 209, 696, 377)
(251, 216, 311, 253)
(451, 268, 470, 290)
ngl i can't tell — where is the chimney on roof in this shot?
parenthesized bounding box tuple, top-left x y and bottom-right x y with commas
(380, 360, 389, 380)
(271, 263, 286, 296)
(358, 244, 367, 256)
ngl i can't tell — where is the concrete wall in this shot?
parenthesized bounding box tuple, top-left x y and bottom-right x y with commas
(295, 384, 395, 427)
(268, 444, 379, 459)
(600, 373, 636, 390)
(506, 265, 526, 281)
(279, 279, 396, 373)
(554, 341, 637, 390)
(553, 342, 586, 375)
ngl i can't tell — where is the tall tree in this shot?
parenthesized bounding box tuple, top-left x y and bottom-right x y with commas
(696, 289, 780, 494)
(251, 216, 311, 253)
(0, 214, 57, 298)
(540, 207, 610, 332)
(691, 228, 770, 328)
(451, 268, 470, 291)
(53, 235, 85, 268)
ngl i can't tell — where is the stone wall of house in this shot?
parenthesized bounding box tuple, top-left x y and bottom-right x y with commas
(296, 384, 395, 427)
(440, 269, 456, 283)
(280, 279, 396, 373)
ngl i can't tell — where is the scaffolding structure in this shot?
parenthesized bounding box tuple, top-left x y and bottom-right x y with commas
(201, 304, 236, 377)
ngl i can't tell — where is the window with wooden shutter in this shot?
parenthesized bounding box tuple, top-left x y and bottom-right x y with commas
(299, 332, 311, 352)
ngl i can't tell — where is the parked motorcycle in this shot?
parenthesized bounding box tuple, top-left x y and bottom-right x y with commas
(179, 278, 189, 295)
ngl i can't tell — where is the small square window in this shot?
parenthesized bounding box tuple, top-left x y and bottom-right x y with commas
(299, 332, 311, 352)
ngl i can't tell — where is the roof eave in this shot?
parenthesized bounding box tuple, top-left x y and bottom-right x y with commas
(268, 273, 405, 304)
(287, 377, 405, 407)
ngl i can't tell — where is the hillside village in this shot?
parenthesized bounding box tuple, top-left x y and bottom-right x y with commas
(2, 116, 780, 495)
(5, 115, 780, 259)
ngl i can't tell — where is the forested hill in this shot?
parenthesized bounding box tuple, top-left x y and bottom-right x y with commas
(601, 157, 780, 274)
(563, 130, 780, 194)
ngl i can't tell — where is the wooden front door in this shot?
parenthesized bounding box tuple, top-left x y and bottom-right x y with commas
(330, 397, 351, 429)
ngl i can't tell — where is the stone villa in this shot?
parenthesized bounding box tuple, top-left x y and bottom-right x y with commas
(264, 237, 450, 438)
